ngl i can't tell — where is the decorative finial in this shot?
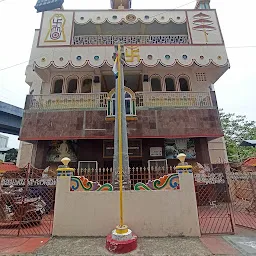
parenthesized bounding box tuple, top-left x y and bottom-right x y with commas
(175, 153, 193, 173)
(61, 157, 71, 166)
(177, 153, 186, 165)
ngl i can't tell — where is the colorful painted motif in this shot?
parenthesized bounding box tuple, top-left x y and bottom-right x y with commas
(47, 140, 77, 162)
(192, 13, 216, 31)
(125, 46, 140, 62)
(175, 166, 193, 174)
(70, 176, 113, 191)
(134, 173, 179, 191)
(165, 139, 196, 159)
(192, 12, 216, 43)
(45, 14, 66, 42)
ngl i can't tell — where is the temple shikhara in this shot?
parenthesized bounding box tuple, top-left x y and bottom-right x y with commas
(18, 0, 229, 172)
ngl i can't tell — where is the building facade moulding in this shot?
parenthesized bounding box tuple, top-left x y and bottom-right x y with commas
(73, 10, 188, 25)
(33, 46, 229, 70)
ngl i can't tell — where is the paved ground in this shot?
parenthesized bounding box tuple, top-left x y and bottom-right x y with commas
(36, 237, 212, 256)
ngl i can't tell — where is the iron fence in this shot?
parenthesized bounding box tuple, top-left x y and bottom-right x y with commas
(194, 170, 235, 235)
(194, 164, 256, 234)
(0, 164, 56, 237)
(76, 166, 175, 189)
(227, 171, 256, 229)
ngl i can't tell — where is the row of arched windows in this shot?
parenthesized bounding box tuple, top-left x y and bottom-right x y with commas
(52, 76, 93, 94)
(51, 75, 190, 94)
(150, 76, 190, 92)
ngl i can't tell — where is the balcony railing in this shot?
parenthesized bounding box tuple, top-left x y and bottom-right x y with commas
(72, 35, 189, 46)
(25, 92, 212, 111)
(25, 93, 108, 111)
(135, 92, 213, 108)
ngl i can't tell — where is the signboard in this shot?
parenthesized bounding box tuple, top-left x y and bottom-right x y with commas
(35, 0, 64, 13)
(165, 139, 196, 159)
(103, 140, 142, 158)
(150, 147, 163, 157)
(1, 178, 57, 187)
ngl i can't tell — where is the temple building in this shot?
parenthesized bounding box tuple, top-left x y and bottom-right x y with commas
(18, 0, 229, 171)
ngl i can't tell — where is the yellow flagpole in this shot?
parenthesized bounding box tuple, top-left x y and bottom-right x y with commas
(117, 44, 124, 227)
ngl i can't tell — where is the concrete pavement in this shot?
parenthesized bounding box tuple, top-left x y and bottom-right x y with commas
(2, 229, 256, 255)
(36, 237, 212, 256)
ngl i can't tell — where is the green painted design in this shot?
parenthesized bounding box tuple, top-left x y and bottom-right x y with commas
(70, 176, 113, 192)
(97, 183, 113, 191)
(134, 182, 152, 191)
(153, 177, 170, 190)
(70, 176, 94, 191)
(134, 173, 179, 191)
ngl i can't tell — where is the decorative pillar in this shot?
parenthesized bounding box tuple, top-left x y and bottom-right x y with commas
(57, 157, 75, 176)
(175, 153, 193, 174)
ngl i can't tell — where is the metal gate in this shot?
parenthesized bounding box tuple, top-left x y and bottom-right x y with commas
(227, 171, 256, 230)
(194, 171, 235, 235)
(0, 165, 56, 237)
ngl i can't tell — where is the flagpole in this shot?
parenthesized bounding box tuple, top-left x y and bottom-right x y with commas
(106, 44, 137, 254)
(117, 44, 124, 228)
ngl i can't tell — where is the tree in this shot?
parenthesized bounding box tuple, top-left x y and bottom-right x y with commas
(5, 148, 18, 163)
(219, 110, 256, 163)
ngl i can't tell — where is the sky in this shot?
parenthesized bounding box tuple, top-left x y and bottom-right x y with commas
(0, 0, 255, 148)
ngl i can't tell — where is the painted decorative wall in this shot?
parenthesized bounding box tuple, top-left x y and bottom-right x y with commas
(187, 11, 223, 44)
(39, 12, 74, 46)
(32, 44, 228, 70)
(165, 139, 196, 159)
(32, 10, 227, 71)
(38, 10, 223, 47)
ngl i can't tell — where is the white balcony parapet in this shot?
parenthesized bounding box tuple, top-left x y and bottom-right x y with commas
(25, 92, 213, 111)
(25, 93, 108, 111)
(135, 92, 213, 108)
(72, 35, 189, 45)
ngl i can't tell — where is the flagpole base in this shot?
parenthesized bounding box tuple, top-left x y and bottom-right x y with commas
(106, 226, 137, 254)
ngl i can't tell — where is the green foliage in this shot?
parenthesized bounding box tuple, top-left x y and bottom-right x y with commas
(219, 110, 256, 162)
(5, 148, 18, 163)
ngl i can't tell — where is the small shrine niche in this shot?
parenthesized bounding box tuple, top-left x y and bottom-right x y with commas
(195, 0, 210, 9)
(110, 0, 131, 9)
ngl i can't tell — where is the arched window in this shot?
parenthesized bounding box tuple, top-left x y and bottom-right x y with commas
(107, 89, 136, 117)
(165, 77, 175, 91)
(67, 78, 78, 93)
(81, 78, 92, 93)
(179, 77, 190, 91)
(151, 77, 162, 91)
(52, 78, 63, 94)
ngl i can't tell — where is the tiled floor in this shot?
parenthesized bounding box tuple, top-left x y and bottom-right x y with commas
(0, 237, 49, 255)
(200, 236, 239, 255)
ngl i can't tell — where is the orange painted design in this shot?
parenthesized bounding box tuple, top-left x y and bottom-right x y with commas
(80, 177, 91, 188)
(100, 187, 109, 191)
(158, 175, 169, 186)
